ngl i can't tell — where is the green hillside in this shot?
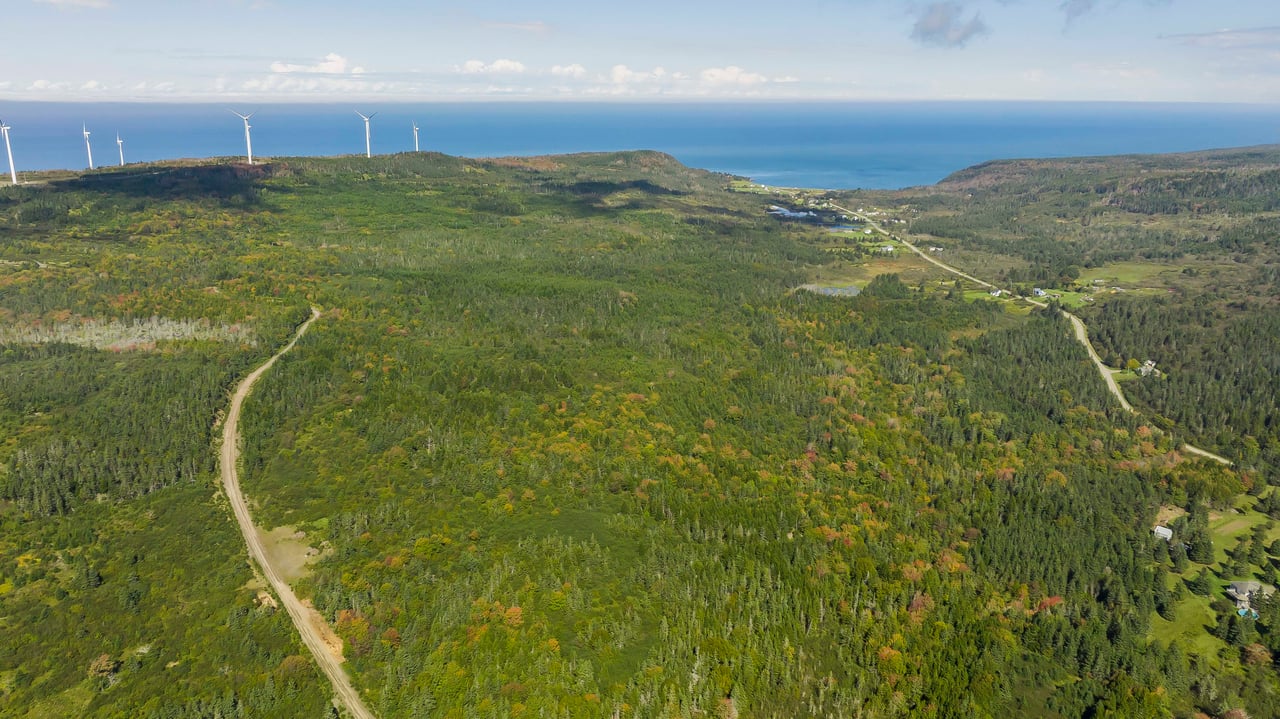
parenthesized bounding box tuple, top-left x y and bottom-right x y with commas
(1, 150, 1277, 718)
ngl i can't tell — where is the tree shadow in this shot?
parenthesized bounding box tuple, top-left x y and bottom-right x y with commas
(52, 163, 279, 207)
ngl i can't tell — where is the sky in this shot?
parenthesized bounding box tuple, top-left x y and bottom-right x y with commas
(2, 0, 1278, 103)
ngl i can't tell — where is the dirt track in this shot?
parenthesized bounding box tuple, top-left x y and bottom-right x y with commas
(219, 308, 377, 719)
(1062, 311, 1135, 413)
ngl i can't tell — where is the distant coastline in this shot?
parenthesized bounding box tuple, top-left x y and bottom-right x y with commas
(2, 100, 1278, 189)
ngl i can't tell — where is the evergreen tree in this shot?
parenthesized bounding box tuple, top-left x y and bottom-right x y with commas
(1189, 569, 1213, 596)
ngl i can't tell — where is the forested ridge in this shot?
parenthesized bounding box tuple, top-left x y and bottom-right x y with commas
(1, 150, 1277, 717)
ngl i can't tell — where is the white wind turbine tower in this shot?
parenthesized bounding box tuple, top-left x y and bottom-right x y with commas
(230, 110, 254, 165)
(83, 124, 95, 170)
(116, 133, 125, 166)
(1, 120, 16, 185)
(412, 121, 420, 152)
(355, 110, 376, 158)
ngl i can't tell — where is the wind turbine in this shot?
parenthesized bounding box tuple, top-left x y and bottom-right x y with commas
(412, 121, 420, 152)
(230, 110, 254, 165)
(355, 110, 376, 158)
(116, 133, 125, 167)
(83, 124, 94, 170)
(1, 120, 15, 185)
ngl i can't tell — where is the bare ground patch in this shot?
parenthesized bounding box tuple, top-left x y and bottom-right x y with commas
(0, 316, 255, 351)
(256, 525, 330, 583)
(1156, 505, 1188, 525)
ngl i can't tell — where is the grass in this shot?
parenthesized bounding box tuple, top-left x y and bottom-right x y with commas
(1078, 262, 1171, 287)
(257, 525, 327, 583)
(807, 253, 945, 288)
(1148, 494, 1280, 656)
(20, 682, 95, 719)
(1149, 591, 1221, 656)
(726, 180, 778, 195)
(1050, 290, 1095, 309)
(963, 289, 1000, 302)
(1207, 495, 1277, 568)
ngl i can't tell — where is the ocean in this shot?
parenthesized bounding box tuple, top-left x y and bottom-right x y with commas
(2, 101, 1279, 190)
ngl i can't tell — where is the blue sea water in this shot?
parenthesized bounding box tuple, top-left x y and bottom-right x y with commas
(2, 101, 1279, 189)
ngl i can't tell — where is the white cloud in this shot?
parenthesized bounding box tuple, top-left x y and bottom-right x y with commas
(700, 66, 768, 87)
(33, 0, 111, 8)
(459, 59, 527, 75)
(242, 76, 372, 93)
(271, 53, 359, 75)
(81, 80, 103, 90)
(610, 65, 667, 84)
(132, 81, 177, 93)
(28, 79, 71, 91)
(551, 64, 587, 79)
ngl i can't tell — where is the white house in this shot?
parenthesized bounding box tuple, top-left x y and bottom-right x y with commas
(1227, 580, 1276, 612)
(1153, 526, 1173, 542)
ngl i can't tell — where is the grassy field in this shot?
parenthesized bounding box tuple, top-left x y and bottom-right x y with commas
(1048, 290, 1095, 308)
(1078, 262, 1172, 287)
(1207, 495, 1280, 567)
(726, 179, 778, 195)
(1149, 592, 1219, 656)
(804, 251, 946, 288)
(1150, 492, 1280, 659)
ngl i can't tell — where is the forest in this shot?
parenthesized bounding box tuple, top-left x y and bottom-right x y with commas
(1, 148, 1278, 718)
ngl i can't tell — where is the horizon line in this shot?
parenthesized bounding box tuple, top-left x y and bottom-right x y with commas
(2, 96, 1280, 108)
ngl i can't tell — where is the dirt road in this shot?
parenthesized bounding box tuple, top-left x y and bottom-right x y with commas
(220, 308, 377, 719)
(1182, 442, 1233, 466)
(834, 202, 1137, 413)
(1062, 311, 1134, 413)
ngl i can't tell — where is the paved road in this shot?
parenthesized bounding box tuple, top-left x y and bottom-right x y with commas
(220, 308, 377, 719)
(829, 202, 1233, 466)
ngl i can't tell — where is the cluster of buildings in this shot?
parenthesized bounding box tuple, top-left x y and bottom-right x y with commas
(1153, 525, 1275, 617)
